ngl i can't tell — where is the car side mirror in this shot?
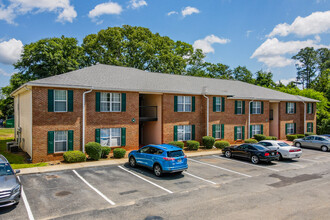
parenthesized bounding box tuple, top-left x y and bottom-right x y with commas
(15, 170, 20, 174)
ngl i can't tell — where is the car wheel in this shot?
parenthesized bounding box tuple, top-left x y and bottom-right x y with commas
(225, 150, 232, 158)
(278, 153, 283, 160)
(295, 142, 301, 148)
(153, 164, 162, 177)
(321, 145, 328, 152)
(251, 155, 259, 164)
(129, 156, 136, 167)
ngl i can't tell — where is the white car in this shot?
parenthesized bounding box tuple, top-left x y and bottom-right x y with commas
(258, 140, 302, 160)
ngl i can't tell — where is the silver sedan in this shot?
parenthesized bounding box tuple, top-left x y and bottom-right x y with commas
(293, 135, 330, 152)
(258, 140, 302, 160)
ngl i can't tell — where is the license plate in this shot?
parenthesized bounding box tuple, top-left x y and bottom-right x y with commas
(271, 152, 275, 156)
(177, 159, 182, 162)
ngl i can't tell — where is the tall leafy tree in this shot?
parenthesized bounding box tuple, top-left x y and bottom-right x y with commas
(255, 70, 276, 88)
(233, 66, 254, 83)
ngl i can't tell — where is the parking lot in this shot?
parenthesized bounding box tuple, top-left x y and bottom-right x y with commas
(1, 148, 330, 220)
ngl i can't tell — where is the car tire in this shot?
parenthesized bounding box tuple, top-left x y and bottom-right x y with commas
(295, 142, 301, 148)
(321, 145, 328, 152)
(153, 164, 162, 177)
(225, 150, 232, 158)
(176, 171, 183, 175)
(251, 155, 259, 164)
(278, 153, 283, 160)
(129, 156, 137, 168)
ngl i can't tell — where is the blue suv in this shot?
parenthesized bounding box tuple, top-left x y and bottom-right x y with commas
(128, 144, 188, 177)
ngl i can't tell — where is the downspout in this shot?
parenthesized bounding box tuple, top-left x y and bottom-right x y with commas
(248, 98, 255, 139)
(82, 88, 93, 153)
(202, 87, 209, 136)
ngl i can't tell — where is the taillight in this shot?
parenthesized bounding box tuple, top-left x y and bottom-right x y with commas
(277, 152, 279, 155)
(264, 153, 270, 156)
(289, 149, 301, 152)
(163, 157, 175, 161)
(184, 155, 187, 158)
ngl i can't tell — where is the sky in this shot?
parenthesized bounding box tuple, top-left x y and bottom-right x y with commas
(0, 0, 330, 88)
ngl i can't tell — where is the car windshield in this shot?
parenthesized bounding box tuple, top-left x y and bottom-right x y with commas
(252, 145, 268, 151)
(0, 163, 14, 176)
(278, 142, 290, 147)
(167, 150, 184, 157)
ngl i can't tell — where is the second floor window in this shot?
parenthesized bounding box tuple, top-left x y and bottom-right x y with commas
(287, 102, 295, 114)
(251, 101, 261, 114)
(54, 90, 67, 112)
(178, 96, 191, 112)
(101, 93, 121, 112)
(236, 101, 243, 114)
(214, 97, 221, 112)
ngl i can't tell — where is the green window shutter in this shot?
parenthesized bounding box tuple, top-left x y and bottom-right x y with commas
(48, 131, 54, 154)
(222, 97, 225, 112)
(261, 124, 264, 134)
(212, 124, 216, 138)
(311, 123, 313, 132)
(286, 102, 288, 114)
(48, 89, 54, 112)
(121, 93, 126, 112)
(121, 128, 126, 146)
(96, 92, 101, 112)
(174, 126, 178, 141)
(192, 125, 195, 140)
(234, 126, 237, 140)
(174, 96, 178, 112)
(235, 101, 238, 114)
(192, 96, 195, 112)
(95, 129, 100, 143)
(221, 124, 224, 139)
(250, 102, 253, 114)
(285, 123, 288, 135)
(307, 103, 309, 114)
(68, 130, 74, 151)
(68, 90, 74, 112)
(242, 101, 245, 114)
(294, 123, 296, 134)
(311, 103, 314, 114)
(242, 126, 245, 140)
(294, 103, 297, 114)
(213, 97, 216, 112)
(261, 102, 264, 114)
(250, 125, 253, 138)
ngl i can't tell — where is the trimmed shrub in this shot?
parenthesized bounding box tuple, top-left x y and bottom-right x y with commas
(296, 134, 305, 138)
(168, 141, 184, 149)
(101, 147, 111, 158)
(85, 142, 102, 160)
(253, 134, 266, 142)
(63, 151, 86, 163)
(286, 135, 298, 141)
(214, 141, 230, 149)
(265, 136, 278, 140)
(113, 148, 126, 158)
(244, 139, 258, 143)
(305, 132, 315, 137)
(202, 136, 215, 149)
(186, 140, 200, 150)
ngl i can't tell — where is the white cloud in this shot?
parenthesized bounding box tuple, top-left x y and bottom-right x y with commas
(277, 77, 296, 86)
(128, 0, 147, 9)
(181, 6, 200, 17)
(0, 68, 13, 77)
(167, 11, 178, 16)
(251, 37, 330, 68)
(193, 35, 230, 54)
(88, 2, 122, 22)
(0, 0, 77, 24)
(0, 38, 23, 65)
(268, 11, 330, 37)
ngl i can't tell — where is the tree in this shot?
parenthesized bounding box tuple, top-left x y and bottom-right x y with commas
(292, 47, 318, 89)
(316, 48, 330, 72)
(233, 66, 254, 83)
(255, 70, 276, 88)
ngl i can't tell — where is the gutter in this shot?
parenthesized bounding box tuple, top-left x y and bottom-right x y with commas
(82, 88, 93, 153)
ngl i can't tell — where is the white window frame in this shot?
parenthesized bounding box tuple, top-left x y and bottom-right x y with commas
(287, 123, 295, 134)
(100, 128, 121, 147)
(307, 103, 312, 114)
(177, 125, 192, 141)
(214, 124, 221, 139)
(287, 102, 295, 114)
(251, 125, 261, 137)
(236, 101, 243, 114)
(251, 101, 261, 114)
(307, 123, 312, 132)
(215, 97, 222, 112)
(100, 92, 121, 112)
(54, 90, 67, 112)
(177, 96, 192, 112)
(236, 126, 242, 140)
(54, 131, 68, 153)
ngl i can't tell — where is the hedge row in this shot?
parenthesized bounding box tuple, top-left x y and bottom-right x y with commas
(202, 136, 215, 149)
(186, 140, 200, 150)
(63, 151, 86, 163)
(214, 141, 230, 149)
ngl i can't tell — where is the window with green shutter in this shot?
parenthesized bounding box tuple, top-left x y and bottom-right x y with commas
(68, 130, 74, 151)
(68, 90, 73, 112)
(47, 131, 54, 153)
(212, 124, 221, 139)
(96, 92, 101, 112)
(235, 101, 243, 114)
(174, 125, 178, 141)
(174, 96, 178, 112)
(192, 96, 195, 112)
(286, 123, 295, 134)
(234, 126, 244, 140)
(307, 103, 313, 114)
(48, 90, 54, 112)
(95, 128, 100, 143)
(121, 127, 126, 146)
(176, 96, 193, 112)
(192, 125, 195, 140)
(307, 122, 313, 132)
(221, 124, 224, 139)
(121, 93, 126, 112)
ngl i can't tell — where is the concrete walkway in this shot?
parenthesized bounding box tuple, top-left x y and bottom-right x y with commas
(18, 149, 222, 175)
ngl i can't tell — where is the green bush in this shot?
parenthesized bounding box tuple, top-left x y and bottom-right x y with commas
(113, 148, 126, 158)
(214, 141, 230, 149)
(85, 142, 102, 160)
(202, 136, 215, 149)
(265, 136, 278, 140)
(253, 134, 266, 142)
(305, 132, 315, 137)
(244, 139, 258, 143)
(101, 147, 111, 158)
(63, 151, 86, 163)
(168, 141, 184, 149)
(296, 134, 305, 138)
(186, 140, 200, 150)
(286, 135, 298, 141)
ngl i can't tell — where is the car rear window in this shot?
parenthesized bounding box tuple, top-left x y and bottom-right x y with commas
(278, 142, 290, 147)
(0, 163, 14, 176)
(167, 150, 184, 157)
(252, 145, 268, 151)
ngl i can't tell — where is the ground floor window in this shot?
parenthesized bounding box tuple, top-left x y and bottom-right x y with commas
(54, 131, 68, 152)
(286, 123, 295, 135)
(251, 125, 262, 137)
(177, 125, 192, 141)
(307, 122, 313, 133)
(234, 126, 245, 140)
(213, 124, 221, 139)
(100, 128, 121, 147)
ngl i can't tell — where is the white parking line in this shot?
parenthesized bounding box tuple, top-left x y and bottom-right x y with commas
(73, 170, 116, 205)
(211, 155, 280, 172)
(17, 176, 35, 220)
(183, 171, 217, 185)
(118, 166, 173, 194)
(188, 158, 252, 178)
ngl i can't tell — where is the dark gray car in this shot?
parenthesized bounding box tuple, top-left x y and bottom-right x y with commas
(0, 154, 21, 208)
(293, 135, 330, 152)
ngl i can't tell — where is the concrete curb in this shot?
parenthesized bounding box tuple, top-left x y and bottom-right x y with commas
(18, 150, 222, 175)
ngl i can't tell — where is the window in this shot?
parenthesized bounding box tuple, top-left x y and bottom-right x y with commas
(278, 142, 290, 147)
(140, 147, 150, 153)
(177, 125, 191, 141)
(214, 97, 221, 112)
(100, 128, 121, 147)
(214, 124, 221, 139)
(54, 90, 67, 112)
(307, 122, 313, 133)
(177, 96, 191, 112)
(236, 126, 243, 140)
(307, 103, 313, 114)
(251, 125, 262, 137)
(259, 142, 272, 147)
(100, 93, 121, 112)
(286, 123, 295, 134)
(305, 136, 314, 140)
(54, 131, 68, 152)
(251, 101, 261, 114)
(167, 150, 184, 157)
(0, 164, 14, 176)
(236, 101, 243, 114)
(287, 102, 295, 114)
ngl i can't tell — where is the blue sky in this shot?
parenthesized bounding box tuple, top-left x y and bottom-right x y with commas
(0, 0, 330, 88)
